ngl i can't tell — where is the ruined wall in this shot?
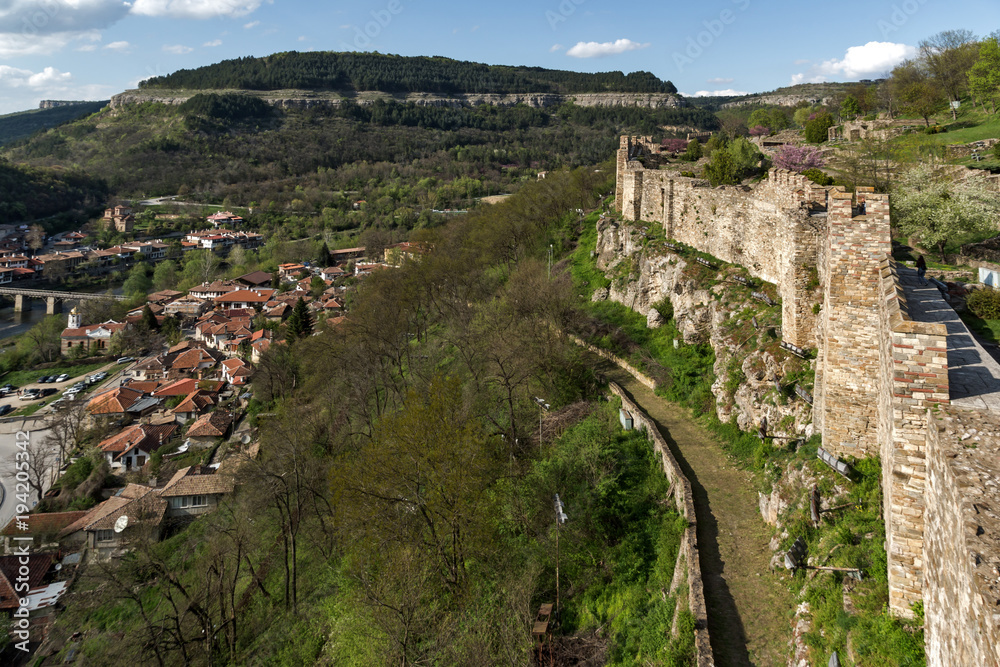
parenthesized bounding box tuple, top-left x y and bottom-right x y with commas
(614, 156, 827, 349)
(923, 407, 1000, 667)
(610, 382, 714, 667)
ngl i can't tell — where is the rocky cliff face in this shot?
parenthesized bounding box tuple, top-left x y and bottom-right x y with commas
(721, 94, 832, 109)
(593, 218, 814, 438)
(109, 89, 685, 110)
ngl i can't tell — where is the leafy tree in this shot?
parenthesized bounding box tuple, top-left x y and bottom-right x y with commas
(680, 139, 702, 161)
(122, 263, 153, 298)
(19, 314, 65, 363)
(893, 165, 1000, 261)
(773, 145, 825, 172)
(316, 242, 333, 267)
(793, 105, 822, 127)
(968, 37, 1000, 113)
(749, 125, 770, 136)
(703, 137, 763, 186)
(152, 259, 178, 291)
(804, 112, 835, 143)
(841, 95, 862, 118)
(892, 60, 945, 126)
(919, 29, 980, 118)
(310, 276, 326, 299)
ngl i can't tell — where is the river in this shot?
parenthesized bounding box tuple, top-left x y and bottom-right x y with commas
(0, 285, 125, 341)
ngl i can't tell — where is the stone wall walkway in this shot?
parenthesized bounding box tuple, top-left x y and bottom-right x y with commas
(898, 266, 1000, 410)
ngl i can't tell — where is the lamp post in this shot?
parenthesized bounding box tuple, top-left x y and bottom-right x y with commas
(533, 396, 549, 447)
(554, 493, 568, 624)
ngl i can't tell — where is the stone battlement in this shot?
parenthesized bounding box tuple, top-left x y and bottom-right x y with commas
(614, 136, 997, 663)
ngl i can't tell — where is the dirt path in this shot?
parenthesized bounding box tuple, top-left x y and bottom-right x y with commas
(597, 359, 794, 667)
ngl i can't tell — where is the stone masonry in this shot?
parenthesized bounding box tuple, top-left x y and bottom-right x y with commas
(614, 136, 1000, 660)
(924, 407, 1000, 667)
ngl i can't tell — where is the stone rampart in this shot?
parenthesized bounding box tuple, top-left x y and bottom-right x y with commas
(609, 382, 714, 667)
(923, 407, 1000, 667)
(615, 141, 827, 349)
(876, 259, 949, 615)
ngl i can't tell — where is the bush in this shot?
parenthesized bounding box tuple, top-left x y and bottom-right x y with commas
(923, 125, 944, 135)
(804, 112, 835, 143)
(993, 143, 1000, 160)
(967, 288, 1000, 319)
(802, 168, 834, 186)
(680, 139, 702, 161)
(703, 136, 764, 186)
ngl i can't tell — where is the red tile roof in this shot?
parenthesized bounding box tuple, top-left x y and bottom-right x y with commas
(0, 511, 89, 536)
(87, 387, 144, 415)
(187, 411, 234, 438)
(99, 423, 178, 459)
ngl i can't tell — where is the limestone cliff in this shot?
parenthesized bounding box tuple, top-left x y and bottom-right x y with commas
(593, 217, 814, 438)
(109, 89, 685, 110)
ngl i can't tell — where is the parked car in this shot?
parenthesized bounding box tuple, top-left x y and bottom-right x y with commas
(0, 404, 13, 416)
(19, 389, 40, 400)
(39, 388, 56, 397)
(36, 376, 51, 384)
(92, 371, 108, 381)
(117, 357, 134, 364)
(0, 384, 14, 396)
(55, 373, 70, 382)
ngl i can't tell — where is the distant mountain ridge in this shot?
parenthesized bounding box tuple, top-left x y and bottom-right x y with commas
(0, 101, 108, 146)
(139, 51, 678, 95)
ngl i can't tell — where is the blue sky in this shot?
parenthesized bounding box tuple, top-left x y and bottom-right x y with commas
(0, 0, 997, 114)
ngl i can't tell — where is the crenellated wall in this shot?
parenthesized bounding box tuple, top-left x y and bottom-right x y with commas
(612, 137, 1000, 656)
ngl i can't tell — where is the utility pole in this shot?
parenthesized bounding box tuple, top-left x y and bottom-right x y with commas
(554, 493, 567, 624)
(547, 244, 553, 280)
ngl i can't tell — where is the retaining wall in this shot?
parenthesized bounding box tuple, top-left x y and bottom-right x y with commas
(609, 382, 714, 667)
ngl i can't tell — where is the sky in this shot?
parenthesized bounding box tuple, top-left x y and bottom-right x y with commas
(0, 0, 998, 114)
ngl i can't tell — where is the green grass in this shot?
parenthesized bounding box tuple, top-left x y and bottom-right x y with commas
(0, 361, 110, 388)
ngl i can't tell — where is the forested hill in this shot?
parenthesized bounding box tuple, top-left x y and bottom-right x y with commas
(139, 51, 678, 95)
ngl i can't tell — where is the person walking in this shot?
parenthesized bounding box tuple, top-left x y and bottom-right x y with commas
(916, 254, 928, 286)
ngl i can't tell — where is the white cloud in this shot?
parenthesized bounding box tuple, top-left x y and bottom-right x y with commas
(297, 35, 307, 41)
(793, 58, 811, 65)
(0, 0, 129, 37)
(706, 77, 734, 84)
(0, 0, 265, 57)
(0, 65, 71, 88)
(549, 44, 563, 53)
(104, 40, 131, 51)
(203, 39, 222, 46)
(163, 44, 194, 54)
(77, 44, 99, 52)
(130, 0, 263, 19)
(0, 30, 101, 57)
(791, 41, 916, 84)
(244, 20, 260, 28)
(680, 89, 749, 98)
(566, 38, 650, 58)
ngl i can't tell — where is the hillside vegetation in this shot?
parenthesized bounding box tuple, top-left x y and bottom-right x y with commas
(0, 159, 107, 226)
(0, 102, 107, 146)
(140, 51, 678, 95)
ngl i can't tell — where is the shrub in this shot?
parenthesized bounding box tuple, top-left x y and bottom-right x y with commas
(804, 112, 835, 143)
(923, 125, 944, 135)
(661, 138, 689, 153)
(749, 125, 770, 136)
(680, 139, 702, 161)
(993, 143, 1000, 160)
(967, 288, 1000, 319)
(703, 137, 764, 186)
(774, 145, 825, 172)
(802, 168, 834, 186)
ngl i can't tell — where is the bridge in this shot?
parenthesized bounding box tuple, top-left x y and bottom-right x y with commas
(0, 287, 127, 315)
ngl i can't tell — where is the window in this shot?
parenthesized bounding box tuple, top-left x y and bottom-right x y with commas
(169, 495, 209, 509)
(96, 529, 114, 542)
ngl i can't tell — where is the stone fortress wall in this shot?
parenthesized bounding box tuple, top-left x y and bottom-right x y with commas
(615, 136, 994, 664)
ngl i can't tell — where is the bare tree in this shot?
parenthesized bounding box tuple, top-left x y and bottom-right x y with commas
(919, 29, 980, 119)
(4, 434, 59, 502)
(43, 399, 90, 463)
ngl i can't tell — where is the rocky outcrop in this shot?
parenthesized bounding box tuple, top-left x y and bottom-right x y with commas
(109, 89, 685, 110)
(721, 94, 833, 109)
(594, 218, 813, 437)
(39, 100, 106, 109)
